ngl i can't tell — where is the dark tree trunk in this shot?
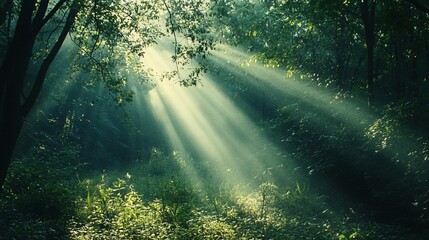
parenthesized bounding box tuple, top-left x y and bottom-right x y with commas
(0, 110, 24, 189)
(360, 0, 377, 106)
(0, 0, 37, 188)
(392, 35, 404, 99)
(0, 0, 77, 189)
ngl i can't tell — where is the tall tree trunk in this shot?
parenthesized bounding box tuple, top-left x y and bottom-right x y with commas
(0, 0, 77, 189)
(392, 34, 404, 100)
(0, 0, 37, 189)
(360, 0, 377, 106)
(0, 109, 25, 190)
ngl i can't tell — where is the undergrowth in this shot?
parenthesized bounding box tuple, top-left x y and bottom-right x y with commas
(66, 149, 421, 239)
(0, 146, 426, 239)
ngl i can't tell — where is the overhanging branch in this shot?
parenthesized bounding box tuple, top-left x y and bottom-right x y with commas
(22, 2, 78, 116)
(162, 0, 182, 81)
(33, 0, 68, 34)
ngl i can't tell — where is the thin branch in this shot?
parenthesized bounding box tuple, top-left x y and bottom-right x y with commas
(90, 0, 102, 56)
(69, 31, 131, 118)
(44, 8, 67, 50)
(40, 0, 68, 27)
(162, 0, 182, 82)
(23, 1, 79, 116)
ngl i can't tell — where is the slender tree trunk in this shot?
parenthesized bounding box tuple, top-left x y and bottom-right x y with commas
(392, 34, 403, 99)
(0, 0, 78, 189)
(360, 0, 377, 106)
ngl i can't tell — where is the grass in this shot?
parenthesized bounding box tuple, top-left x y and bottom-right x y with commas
(1, 146, 424, 239)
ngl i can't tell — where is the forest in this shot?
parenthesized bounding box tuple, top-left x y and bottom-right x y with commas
(1, 0, 429, 239)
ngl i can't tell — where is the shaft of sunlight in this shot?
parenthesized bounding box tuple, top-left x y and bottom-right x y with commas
(211, 45, 376, 131)
(140, 40, 292, 190)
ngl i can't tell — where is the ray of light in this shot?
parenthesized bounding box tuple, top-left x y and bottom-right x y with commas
(207, 44, 429, 212)
(211, 45, 376, 131)
(139, 41, 294, 190)
(209, 44, 429, 177)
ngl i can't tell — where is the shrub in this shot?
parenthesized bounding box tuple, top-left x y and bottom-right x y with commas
(69, 176, 174, 239)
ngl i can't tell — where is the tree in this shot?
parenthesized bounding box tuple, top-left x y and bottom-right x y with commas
(0, 0, 214, 189)
(360, 0, 377, 106)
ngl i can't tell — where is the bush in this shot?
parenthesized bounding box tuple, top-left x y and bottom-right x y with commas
(70, 176, 174, 240)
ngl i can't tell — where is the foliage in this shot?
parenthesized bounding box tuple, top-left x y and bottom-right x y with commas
(0, 0, 217, 191)
(212, 0, 429, 102)
(1, 140, 426, 239)
(70, 176, 174, 240)
(69, 171, 419, 240)
(0, 144, 82, 240)
(365, 101, 429, 224)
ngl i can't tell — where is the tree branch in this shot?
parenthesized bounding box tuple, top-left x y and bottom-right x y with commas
(162, 0, 182, 81)
(33, 0, 68, 34)
(42, 0, 68, 25)
(23, 1, 79, 116)
(32, 0, 49, 30)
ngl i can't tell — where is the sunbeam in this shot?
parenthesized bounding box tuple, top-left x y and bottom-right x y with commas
(140, 41, 293, 190)
(211, 45, 376, 131)
(210, 44, 428, 179)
